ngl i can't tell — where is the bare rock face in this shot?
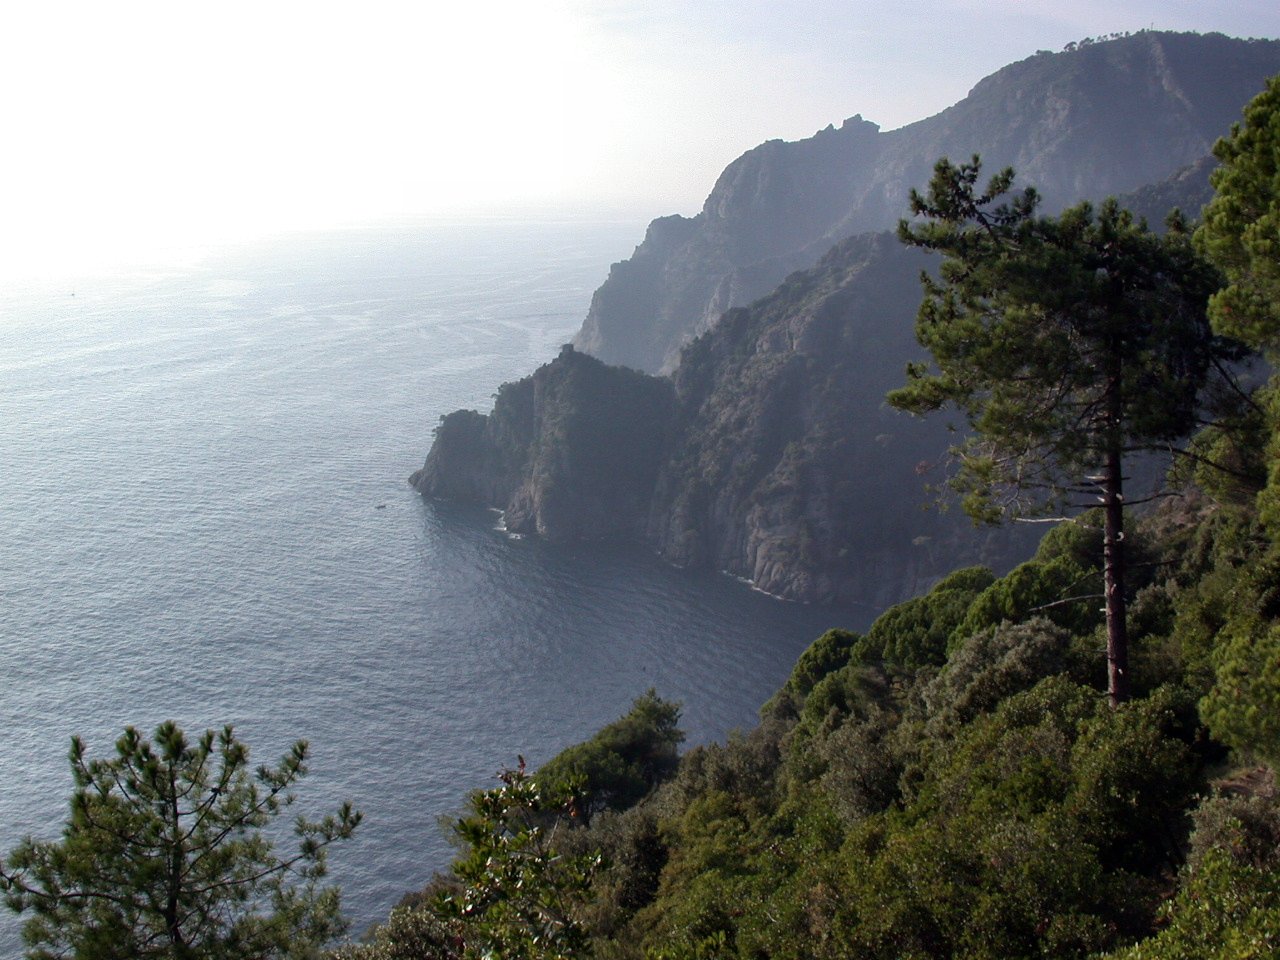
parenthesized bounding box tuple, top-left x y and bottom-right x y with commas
(574, 32, 1280, 375)
(637, 233, 1040, 607)
(413, 146, 1213, 607)
(412, 347, 676, 542)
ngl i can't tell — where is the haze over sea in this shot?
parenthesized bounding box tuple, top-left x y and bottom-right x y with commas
(0, 220, 866, 949)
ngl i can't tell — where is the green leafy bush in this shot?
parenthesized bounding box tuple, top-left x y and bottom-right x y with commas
(953, 553, 1100, 647)
(863, 566, 994, 669)
(1099, 851, 1280, 959)
(920, 618, 1074, 731)
(537, 691, 685, 822)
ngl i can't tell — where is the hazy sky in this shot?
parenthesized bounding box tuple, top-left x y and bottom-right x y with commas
(3, 1, 1279, 279)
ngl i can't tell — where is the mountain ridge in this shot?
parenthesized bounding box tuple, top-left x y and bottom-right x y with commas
(573, 31, 1280, 374)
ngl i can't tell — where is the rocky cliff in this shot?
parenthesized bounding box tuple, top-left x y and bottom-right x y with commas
(415, 234, 1041, 606)
(412, 31, 1264, 607)
(643, 233, 1042, 606)
(412, 347, 676, 541)
(574, 32, 1280, 374)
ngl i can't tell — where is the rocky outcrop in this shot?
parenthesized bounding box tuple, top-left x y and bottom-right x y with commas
(412, 347, 676, 541)
(413, 159, 1218, 606)
(574, 32, 1280, 374)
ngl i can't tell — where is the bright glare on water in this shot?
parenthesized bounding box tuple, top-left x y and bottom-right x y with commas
(0, 220, 868, 949)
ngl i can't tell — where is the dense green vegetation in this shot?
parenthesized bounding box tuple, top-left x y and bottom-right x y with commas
(890, 156, 1245, 705)
(346, 486, 1278, 959)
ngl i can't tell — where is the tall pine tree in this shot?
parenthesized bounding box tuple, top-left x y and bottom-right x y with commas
(890, 157, 1241, 705)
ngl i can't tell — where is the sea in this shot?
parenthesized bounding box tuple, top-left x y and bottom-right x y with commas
(0, 218, 869, 951)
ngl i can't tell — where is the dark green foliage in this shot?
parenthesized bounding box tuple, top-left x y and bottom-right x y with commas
(778, 628, 861, 702)
(776, 653, 909, 828)
(441, 764, 601, 960)
(664, 726, 786, 822)
(341, 763, 600, 960)
(1160, 508, 1280, 763)
(890, 154, 1247, 704)
(1187, 785, 1280, 874)
(1064, 687, 1201, 874)
(1254, 379, 1280, 536)
(617, 730, 796, 959)
(1165, 509, 1262, 680)
(1201, 621, 1280, 764)
(342, 696, 684, 959)
(1167, 421, 1280, 767)
(952, 551, 1101, 648)
(783, 662, 896, 788)
(361, 485, 1280, 958)
(1169, 388, 1270, 511)
(536, 691, 685, 823)
(1098, 850, 1280, 959)
(1124, 582, 1189, 696)
(813, 704, 903, 823)
(329, 907, 458, 960)
(795, 662, 893, 735)
(793, 678, 1199, 960)
(1197, 75, 1280, 354)
(568, 808, 667, 927)
(1185, 78, 1280, 769)
(890, 157, 1231, 523)
(919, 619, 1075, 731)
(565, 600, 1211, 959)
(1095, 784, 1280, 958)
(863, 566, 994, 668)
(1032, 515, 1105, 565)
(0, 723, 359, 960)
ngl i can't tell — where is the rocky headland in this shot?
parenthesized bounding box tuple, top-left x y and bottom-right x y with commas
(412, 31, 1280, 607)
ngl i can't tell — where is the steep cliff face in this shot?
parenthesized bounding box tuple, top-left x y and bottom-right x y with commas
(641, 233, 1039, 606)
(415, 235, 1039, 606)
(412, 347, 676, 542)
(574, 32, 1280, 374)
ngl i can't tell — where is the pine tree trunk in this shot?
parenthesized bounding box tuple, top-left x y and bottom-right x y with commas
(1103, 437, 1129, 707)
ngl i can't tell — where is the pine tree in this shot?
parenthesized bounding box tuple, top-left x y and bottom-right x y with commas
(0, 722, 360, 959)
(1197, 75, 1280, 355)
(890, 157, 1242, 705)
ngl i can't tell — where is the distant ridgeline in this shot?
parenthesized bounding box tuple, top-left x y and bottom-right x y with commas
(411, 31, 1280, 609)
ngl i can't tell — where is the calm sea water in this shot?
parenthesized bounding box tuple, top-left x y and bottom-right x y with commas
(0, 220, 868, 950)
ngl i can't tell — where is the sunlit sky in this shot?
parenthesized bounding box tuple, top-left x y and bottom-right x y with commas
(3, 0, 1279, 280)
